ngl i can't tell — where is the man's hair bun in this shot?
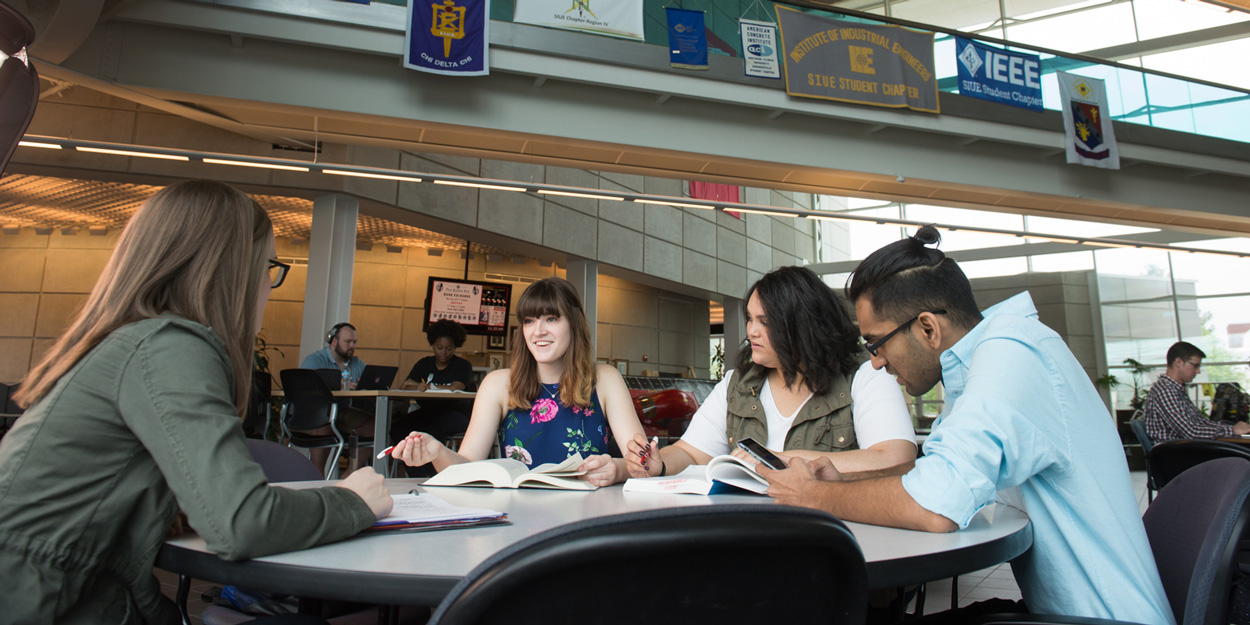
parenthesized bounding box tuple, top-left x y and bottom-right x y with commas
(913, 224, 941, 247)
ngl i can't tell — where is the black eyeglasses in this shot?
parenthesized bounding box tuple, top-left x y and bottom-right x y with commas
(268, 259, 290, 289)
(863, 310, 946, 357)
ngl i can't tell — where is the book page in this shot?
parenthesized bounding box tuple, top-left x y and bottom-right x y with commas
(372, 493, 505, 526)
(622, 466, 714, 495)
(527, 453, 587, 477)
(423, 458, 529, 487)
(513, 473, 598, 490)
(706, 455, 769, 494)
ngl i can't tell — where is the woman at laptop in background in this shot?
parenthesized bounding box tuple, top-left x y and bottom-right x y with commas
(390, 277, 645, 487)
(389, 319, 475, 476)
(0, 180, 391, 624)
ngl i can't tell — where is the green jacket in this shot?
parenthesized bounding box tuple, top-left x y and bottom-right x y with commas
(0, 317, 376, 625)
(724, 364, 860, 452)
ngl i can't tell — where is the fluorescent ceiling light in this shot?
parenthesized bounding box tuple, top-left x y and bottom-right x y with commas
(202, 158, 309, 172)
(735, 208, 796, 218)
(17, 141, 62, 150)
(1083, 240, 1139, 249)
(323, 169, 422, 182)
(537, 189, 624, 201)
(77, 146, 189, 161)
(634, 199, 713, 209)
(434, 180, 527, 192)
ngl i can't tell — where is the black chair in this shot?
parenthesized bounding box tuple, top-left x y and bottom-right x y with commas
(977, 457, 1250, 625)
(1128, 417, 1156, 501)
(279, 369, 348, 479)
(243, 439, 324, 483)
(1147, 439, 1250, 493)
(428, 504, 868, 625)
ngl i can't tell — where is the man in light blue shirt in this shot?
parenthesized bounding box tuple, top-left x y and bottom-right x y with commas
(759, 226, 1173, 625)
(301, 322, 365, 387)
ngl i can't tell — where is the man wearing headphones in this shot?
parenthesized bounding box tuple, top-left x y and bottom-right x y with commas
(301, 322, 366, 389)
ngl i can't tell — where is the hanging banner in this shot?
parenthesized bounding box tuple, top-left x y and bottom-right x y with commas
(776, 6, 938, 113)
(667, 7, 708, 70)
(740, 19, 780, 79)
(513, 0, 644, 41)
(955, 37, 1042, 112)
(1058, 71, 1120, 169)
(404, 0, 490, 76)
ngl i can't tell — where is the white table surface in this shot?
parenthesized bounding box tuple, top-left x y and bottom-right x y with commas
(159, 479, 1031, 605)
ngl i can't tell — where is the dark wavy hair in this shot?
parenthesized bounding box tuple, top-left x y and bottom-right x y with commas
(736, 266, 862, 395)
(845, 225, 983, 331)
(426, 319, 467, 347)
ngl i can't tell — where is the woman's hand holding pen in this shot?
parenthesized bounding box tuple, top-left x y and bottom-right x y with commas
(389, 431, 443, 468)
(625, 433, 663, 478)
(578, 454, 620, 487)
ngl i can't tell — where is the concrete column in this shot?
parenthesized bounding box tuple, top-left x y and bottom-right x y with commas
(300, 193, 359, 362)
(565, 259, 599, 355)
(722, 296, 744, 369)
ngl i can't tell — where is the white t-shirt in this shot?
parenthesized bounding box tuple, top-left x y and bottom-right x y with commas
(681, 361, 915, 457)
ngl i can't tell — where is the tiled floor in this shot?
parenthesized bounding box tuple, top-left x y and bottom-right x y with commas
(158, 470, 1154, 622)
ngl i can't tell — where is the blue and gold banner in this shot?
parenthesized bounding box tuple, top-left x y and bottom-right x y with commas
(404, 0, 489, 76)
(667, 8, 707, 70)
(955, 37, 1042, 112)
(776, 6, 938, 113)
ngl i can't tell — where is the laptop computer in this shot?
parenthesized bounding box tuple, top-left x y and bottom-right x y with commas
(357, 365, 399, 391)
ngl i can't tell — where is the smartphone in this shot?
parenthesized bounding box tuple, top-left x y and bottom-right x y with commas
(735, 437, 787, 471)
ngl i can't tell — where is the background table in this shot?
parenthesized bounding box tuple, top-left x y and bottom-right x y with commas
(158, 480, 1031, 606)
(274, 390, 477, 472)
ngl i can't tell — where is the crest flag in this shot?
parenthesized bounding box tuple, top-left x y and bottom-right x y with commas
(404, 0, 490, 76)
(514, 0, 644, 41)
(1057, 71, 1120, 169)
(667, 8, 708, 70)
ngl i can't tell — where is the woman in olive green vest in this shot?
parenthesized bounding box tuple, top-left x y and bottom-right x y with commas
(0, 180, 393, 625)
(625, 266, 916, 479)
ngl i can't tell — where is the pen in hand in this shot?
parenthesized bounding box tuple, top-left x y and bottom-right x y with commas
(376, 434, 422, 459)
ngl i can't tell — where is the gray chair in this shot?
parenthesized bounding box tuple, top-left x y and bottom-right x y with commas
(1147, 439, 1250, 493)
(977, 456, 1250, 625)
(279, 369, 351, 479)
(1128, 417, 1155, 501)
(429, 504, 868, 625)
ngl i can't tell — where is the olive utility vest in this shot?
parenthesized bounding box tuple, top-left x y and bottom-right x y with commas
(724, 364, 860, 452)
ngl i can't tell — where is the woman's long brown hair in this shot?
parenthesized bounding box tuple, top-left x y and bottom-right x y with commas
(507, 277, 597, 410)
(16, 180, 271, 417)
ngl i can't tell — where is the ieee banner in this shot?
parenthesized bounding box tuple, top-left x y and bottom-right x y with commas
(404, 0, 489, 76)
(955, 37, 1042, 112)
(1058, 71, 1120, 170)
(514, 0, 644, 41)
(776, 6, 938, 113)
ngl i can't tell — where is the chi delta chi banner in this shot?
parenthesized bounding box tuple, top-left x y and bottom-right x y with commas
(776, 6, 938, 113)
(514, 0, 644, 41)
(667, 7, 708, 70)
(740, 19, 780, 79)
(955, 37, 1042, 112)
(404, 0, 489, 76)
(1058, 71, 1120, 169)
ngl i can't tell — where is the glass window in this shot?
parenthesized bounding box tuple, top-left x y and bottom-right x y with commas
(1131, 0, 1249, 42)
(1004, 2, 1138, 53)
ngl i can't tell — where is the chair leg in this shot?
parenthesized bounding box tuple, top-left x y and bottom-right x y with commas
(950, 575, 959, 610)
(324, 444, 343, 480)
(176, 575, 192, 625)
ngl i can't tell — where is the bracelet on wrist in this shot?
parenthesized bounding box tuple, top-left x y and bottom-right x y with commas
(659, 459, 666, 477)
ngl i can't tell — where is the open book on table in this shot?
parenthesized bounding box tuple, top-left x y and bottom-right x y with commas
(622, 454, 769, 495)
(422, 453, 595, 490)
(364, 492, 508, 532)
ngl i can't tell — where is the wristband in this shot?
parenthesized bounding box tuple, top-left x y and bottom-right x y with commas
(659, 459, 666, 477)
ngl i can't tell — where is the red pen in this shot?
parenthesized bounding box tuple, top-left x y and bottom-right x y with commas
(375, 434, 421, 459)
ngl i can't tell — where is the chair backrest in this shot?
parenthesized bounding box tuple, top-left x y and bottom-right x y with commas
(428, 504, 868, 625)
(244, 438, 324, 483)
(1130, 417, 1154, 455)
(279, 369, 338, 431)
(1144, 457, 1250, 625)
(1147, 439, 1250, 491)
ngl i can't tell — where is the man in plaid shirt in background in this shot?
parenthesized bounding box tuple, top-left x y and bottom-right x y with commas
(1143, 341, 1250, 441)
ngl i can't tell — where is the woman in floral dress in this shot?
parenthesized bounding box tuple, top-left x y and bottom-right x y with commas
(391, 277, 644, 486)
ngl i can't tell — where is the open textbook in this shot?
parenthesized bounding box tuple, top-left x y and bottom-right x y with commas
(422, 453, 595, 490)
(365, 492, 507, 532)
(623, 454, 769, 495)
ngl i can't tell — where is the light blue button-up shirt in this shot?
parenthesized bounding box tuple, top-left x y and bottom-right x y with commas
(300, 347, 365, 383)
(901, 292, 1173, 624)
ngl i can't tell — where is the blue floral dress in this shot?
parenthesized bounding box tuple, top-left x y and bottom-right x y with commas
(501, 383, 609, 467)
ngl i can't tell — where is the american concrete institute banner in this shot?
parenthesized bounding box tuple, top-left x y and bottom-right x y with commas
(1058, 71, 1119, 169)
(404, 0, 490, 76)
(776, 6, 938, 113)
(514, 0, 645, 41)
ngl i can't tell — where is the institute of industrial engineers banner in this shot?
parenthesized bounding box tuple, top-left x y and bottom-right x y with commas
(404, 0, 489, 76)
(776, 6, 938, 113)
(955, 37, 1042, 112)
(514, 0, 644, 41)
(1057, 71, 1120, 169)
